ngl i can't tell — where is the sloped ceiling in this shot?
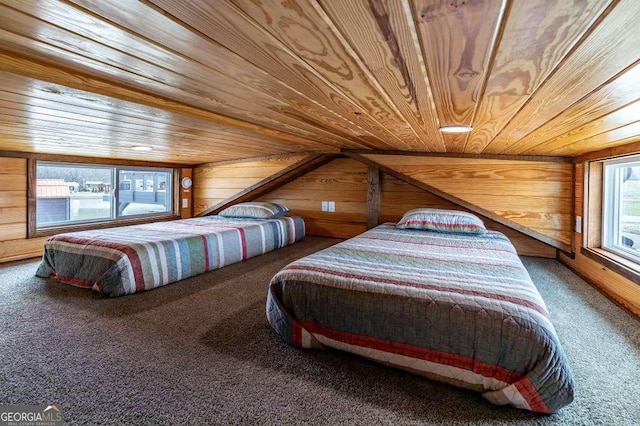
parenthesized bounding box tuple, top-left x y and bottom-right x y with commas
(0, 0, 639, 164)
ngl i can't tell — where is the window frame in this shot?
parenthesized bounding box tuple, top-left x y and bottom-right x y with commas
(601, 155, 640, 265)
(115, 166, 174, 219)
(28, 159, 180, 238)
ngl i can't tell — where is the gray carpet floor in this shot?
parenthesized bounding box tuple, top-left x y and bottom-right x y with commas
(1, 236, 639, 425)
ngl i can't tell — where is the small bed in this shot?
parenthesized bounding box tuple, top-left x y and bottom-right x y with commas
(36, 202, 304, 297)
(267, 208, 574, 413)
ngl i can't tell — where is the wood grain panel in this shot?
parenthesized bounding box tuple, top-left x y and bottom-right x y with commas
(575, 163, 584, 217)
(586, 162, 603, 248)
(0, 0, 637, 165)
(230, 0, 427, 150)
(0, 156, 38, 263)
(0, 60, 335, 163)
(8, 0, 374, 150)
(412, 0, 505, 127)
(67, 0, 382, 148)
(198, 155, 335, 216)
(0, 237, 47, 263)
(257, 158, 368, 238)
(150, 0, 405, 150)
(465, 0, 610, 153)
(560, 250, 640, 317)
(192, 155, 310, 216)
(549, 122, 640, 157)
(0, 2, 364, 150)
(318, 0, 444, 151)
(486, 0, 640, 154)
(524, 97, 640, 156)
(364, 154, 573, 246)
(0, 157, 26, 243)
(380, 174, 556, 257)
(366, 166, 381, 229)
(0, 71, 325, 152)
(517, 62, 640, 155)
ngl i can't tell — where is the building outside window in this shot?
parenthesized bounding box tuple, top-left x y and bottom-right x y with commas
(35, 162, 173, 229)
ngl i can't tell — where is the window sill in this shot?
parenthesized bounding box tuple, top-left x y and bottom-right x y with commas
(30, 214, 180, 238)
(581, 247, 640, 286)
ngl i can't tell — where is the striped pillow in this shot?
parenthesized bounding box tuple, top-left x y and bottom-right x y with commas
(219, 202, 290, 219)
(396, 208, 486, 234)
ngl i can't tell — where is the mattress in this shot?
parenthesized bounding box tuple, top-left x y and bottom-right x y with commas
(267, 223, 574, 413)
(36, 215, 305, 296)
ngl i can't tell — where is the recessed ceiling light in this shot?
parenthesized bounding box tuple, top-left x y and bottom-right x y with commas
(131, 146, 152, 151)
(440, 125, 473, 133)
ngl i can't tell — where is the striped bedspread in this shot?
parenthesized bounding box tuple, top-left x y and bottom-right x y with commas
(267, 224, 574, 413)
(36, 215, 304, 297)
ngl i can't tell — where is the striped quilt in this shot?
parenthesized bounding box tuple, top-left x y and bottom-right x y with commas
(267, 224, 574, 413)
(36, 215, 304, 297)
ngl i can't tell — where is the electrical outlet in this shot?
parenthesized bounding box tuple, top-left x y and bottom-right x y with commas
(182, 198, 189, 209)
(321, 201, 328, 212)
(328, 201, 335, 212)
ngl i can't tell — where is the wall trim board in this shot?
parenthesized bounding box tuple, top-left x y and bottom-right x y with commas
(342, 149, 571, 163)
(0, 150, 184, 168)
(559, 254, 640, 320)
(198, 154, 336, 216)
(347, 153, 572, 252)
(195, 151, 325, 168)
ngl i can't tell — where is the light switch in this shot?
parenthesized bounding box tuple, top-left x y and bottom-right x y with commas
(321, 201, 328, 212)
(328, 201, 335, 212)
(575, 215, 582, 233)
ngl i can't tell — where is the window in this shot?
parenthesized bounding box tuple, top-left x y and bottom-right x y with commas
(35, 162, 174, 231)
(602, 156, 640, 264)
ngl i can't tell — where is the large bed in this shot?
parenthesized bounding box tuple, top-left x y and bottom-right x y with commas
(267, 210, 574, 413)
(37, 213, 304, 297)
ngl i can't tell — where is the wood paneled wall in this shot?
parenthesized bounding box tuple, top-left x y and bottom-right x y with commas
(381, 175, 556, 258)
(363, 154, 573, 248)
(257, 158, 368, 239)
(560, 163, 640, 316)
(192, 155, 309, 216)
(254, 157, 556, 257)
(0, 157, 46, 262)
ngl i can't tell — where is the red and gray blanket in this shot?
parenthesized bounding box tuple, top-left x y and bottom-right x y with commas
(37, 216, 304, 296)
(267, 223, 574, 413)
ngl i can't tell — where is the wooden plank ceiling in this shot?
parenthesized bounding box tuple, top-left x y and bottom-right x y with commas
(0, 0, 638, 164)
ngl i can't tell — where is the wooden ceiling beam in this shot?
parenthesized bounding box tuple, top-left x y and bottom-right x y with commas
(195, 151, 324, 168)
(198, 154, 336, 216)
(346, 152, 571, 252)
(342, 149, 571, 163)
